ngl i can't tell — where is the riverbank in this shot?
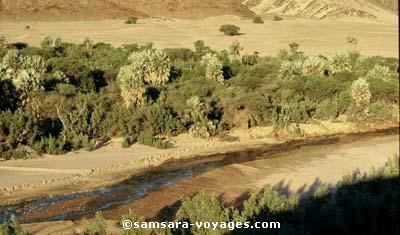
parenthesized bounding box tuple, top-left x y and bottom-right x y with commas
(0, 121, 398, 206)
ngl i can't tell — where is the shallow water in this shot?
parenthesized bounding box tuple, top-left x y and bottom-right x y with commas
(0, 128, 398, 223)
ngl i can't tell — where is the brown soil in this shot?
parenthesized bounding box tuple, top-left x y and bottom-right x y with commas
(0, 0, 253, 21)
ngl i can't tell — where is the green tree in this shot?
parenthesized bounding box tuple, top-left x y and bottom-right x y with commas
(219, 24, 241, 36)
(253, 16, 264, 24)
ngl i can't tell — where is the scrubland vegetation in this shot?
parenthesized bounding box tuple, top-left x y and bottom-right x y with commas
(0, 35, 398, 159)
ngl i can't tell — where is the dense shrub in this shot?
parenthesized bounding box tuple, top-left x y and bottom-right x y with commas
(253, 16, 264, 24)
(0, 39, 398, 159)
(201, 53, 224, 83)
(125, 17, 138, 24)
(0, 215, 29, 235)
(121, 135, 137, 148)
(117, 49, 171, 106)
(369, 100, 398, 122)
(314, 92, 351, 120)
(177, 190, 233, 235)
(241, 53, 260, 66)
(83, 212, 106, 235)
(351, 77, 371, 104)
(273, 15, 283, 21)
(219, 25, 241, 36)
(34, 135, 65, 155)
(330, 51, 352, 74)
(228, 41, 243, 62)
(279, 60, 303, 78)
(137, 132, 174, 149)
(0, 109, 38, 147)
(366, 64, 391, 81)
(302, 56, 328, 76)
(0, 79, 19, 111)
(368, 78, 399, 104)
(304, 76, 346, 103)
(120, 209, 152, 235)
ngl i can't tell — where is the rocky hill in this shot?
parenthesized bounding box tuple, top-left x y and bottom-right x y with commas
(244, 0, 398, 19)
(0, 0, 253, 20)
(0, 0, 397, 20)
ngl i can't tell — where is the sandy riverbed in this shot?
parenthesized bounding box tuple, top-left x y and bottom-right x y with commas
(0, 121, 397, 205)
(19, 129, 399, 234)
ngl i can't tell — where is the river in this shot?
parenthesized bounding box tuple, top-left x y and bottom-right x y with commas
(0, 129, 398, 223)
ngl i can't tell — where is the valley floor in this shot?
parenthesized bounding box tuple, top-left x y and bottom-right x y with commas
(1, 16, 398, 57)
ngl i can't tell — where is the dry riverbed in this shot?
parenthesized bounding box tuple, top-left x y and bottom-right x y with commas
(0, 121, 397, 205)
(18, 125, 399, 234)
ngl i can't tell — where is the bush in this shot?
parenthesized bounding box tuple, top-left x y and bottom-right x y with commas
(83, 212, 106, 235)
(122, 135, 137, 148)
(34, 136, 65, 155)
(302, 56, 328, 76)
(252, 16, 264, 24)
(142, 99, 184, 136)
(0, 215, 29, 235)
(0, 109, 38, 147)
(369, 100, 397, 122)
(137, 132, 174, 149)
(314, 92, 351, 120)
(351, 78, 371, 104)
(117, 49, 171, 106)
(331, 51, 352, 74)
(0, 79, 19, 112)
(366, 65, 391, 81)
(304, 76, 346, 103)
(120, 209, 151, 235)
(177, 190, 233, 235)
(346, 101, 369, 123)
(68, 133, 95, 151)
(369, 78, 399, 103)
(219, 25, 241, 36)
(0, 145, 28, 160)
(125, 17, 138, 24)
(241, 53, 260, 66)
(201, 53, 224, 83)
(273, 15, 283, 21)
(279, 60, 303, 78)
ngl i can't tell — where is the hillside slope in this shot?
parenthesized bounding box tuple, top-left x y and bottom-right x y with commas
(244, 0, 398, 19)
(0, 0, 253, 20)
(0, 0, 397, 20)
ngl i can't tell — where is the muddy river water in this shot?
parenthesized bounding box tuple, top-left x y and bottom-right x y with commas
(0, 129, 398, 223)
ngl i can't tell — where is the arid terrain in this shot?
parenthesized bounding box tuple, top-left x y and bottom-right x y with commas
(0, 0, 397, 20)
(1, 0, 398, 57)
(0, 16, 398, 57)
(0, 0, 399, 234)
